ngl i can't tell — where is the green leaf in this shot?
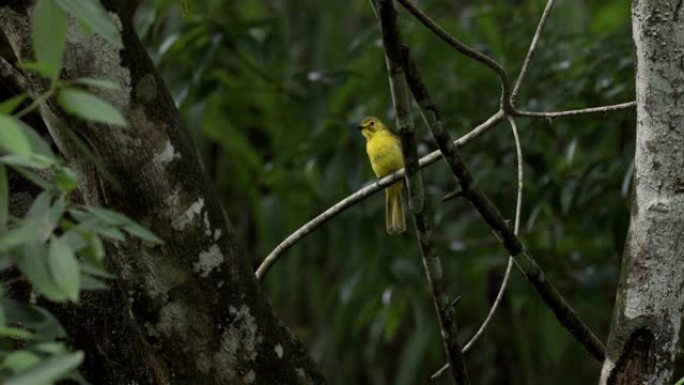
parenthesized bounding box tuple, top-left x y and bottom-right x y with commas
(0, 326, 35, 340)
(54, 0, 121, 45)
(57, 88, 127, 127)
(19, 122, 54, 158)
(61, 226, 89, 252)
(80, 274, 108, 290)
(48, 236, 81, 302)
(87, 206, 129, 225)
(0, 165, 7, 231)
(92, 225, 126, 242)
(26, 192, 52, 220)
(72, 77, 120, 90)
(0, 94, 28, 115)
(81, 233, 105, 262)
(5, 351, 84, 385)
(0, 154, 55, 169)
(54, 167, 78, 193)
(0, 298, 66, 339)
(32, 0, 68, 80)
(0, 114, 53, 159)
(15, 246, 68, 302)
(0, 115, 32, 156)
(25, 193, 65, 243)
(81, 261, 113, 278)
(0, 223, 41, 252)
(123, 224, 163, 244)
(19, 61, 58, 78)
(33, 342, 67, 355)
(3, 350, 42, 373)
(87, 207, 162, 243)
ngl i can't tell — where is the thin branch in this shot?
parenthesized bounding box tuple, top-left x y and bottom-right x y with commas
(377, 0, 469, 383)
(511, 0, 556, 102)
(514, 101, 637, 118)
(395, 0, 513, 114)
(431, 117, 523, 382)
(255, 94, 634, 280)
(255, 111, 504, 280)
(402, 50, 606, 363)
(256, 0, 634, 281)
(465, 117, 522, 351)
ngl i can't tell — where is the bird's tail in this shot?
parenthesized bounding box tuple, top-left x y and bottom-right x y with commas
(385, 182, 406, 235)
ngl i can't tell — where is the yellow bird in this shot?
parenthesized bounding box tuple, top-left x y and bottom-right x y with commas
(358, 116, 406, 234)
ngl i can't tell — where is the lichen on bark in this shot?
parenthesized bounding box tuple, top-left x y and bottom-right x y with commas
(600, 1, 684, 384)
(0, 1, 325, 384)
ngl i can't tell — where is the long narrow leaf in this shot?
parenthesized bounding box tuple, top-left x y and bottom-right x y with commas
(57, 88, 127, 127)
(54, 0, 121, 45)
(48, 236, 80, 301)
(5, 351, 84, 385)
(32, 0, 67, 80)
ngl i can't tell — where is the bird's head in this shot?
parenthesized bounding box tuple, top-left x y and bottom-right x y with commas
(357, 116, 389, 140)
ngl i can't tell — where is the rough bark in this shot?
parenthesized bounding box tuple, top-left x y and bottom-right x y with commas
(0, 2, 324, 384)
(599, 1, 684, 384)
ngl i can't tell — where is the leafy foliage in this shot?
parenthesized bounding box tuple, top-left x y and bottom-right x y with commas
(137, 0, 635, 384)
(0, 1, 159, 383)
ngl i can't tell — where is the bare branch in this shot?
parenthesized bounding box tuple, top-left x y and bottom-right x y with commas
(464, 117, 523, 351)
(431, 117, 524, 382)
(257, 0, 633, 288)
(255, 95, 633, 280)
(255, 111, 504, 280)
(402, 50, 606, 363)
(511, 0, 557, 102)
(514, 101, 637, 118)
(395, 0, 514, 114)
(380, 1, 470, 382)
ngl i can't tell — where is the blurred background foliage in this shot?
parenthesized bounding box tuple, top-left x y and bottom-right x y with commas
(135, 0, 635, 383)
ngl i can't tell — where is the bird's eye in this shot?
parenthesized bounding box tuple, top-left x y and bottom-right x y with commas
(370, 121, 375, 126)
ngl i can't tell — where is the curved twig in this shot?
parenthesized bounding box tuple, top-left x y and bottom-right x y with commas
(255, 111, 504, 280)
(256, 95, 635, 280)
(404, 45, 605, 366)
(511, 0, 557, 102)
(395, 0, 513, 114)
(431, 116, 524, 381)
(464, 117, 523, 351)
(514, 101, 637, 118)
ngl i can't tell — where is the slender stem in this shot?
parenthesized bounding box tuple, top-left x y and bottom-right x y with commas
(256, 0, 635, 281)
(402, 50, 606, 365)
(515, 101, 637, 118)
(465, 117, 523, 350)
(431, 117, 524, 382)
(256, 94, 635, 280)
(511, 0, 557, 102)
(13, 91, 52, 119)
(255, 111, 504, 280)
(377, 1, 469, 383)
(395, 0, 513, 114)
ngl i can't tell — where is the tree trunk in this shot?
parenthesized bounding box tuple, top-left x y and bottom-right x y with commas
(599, 1, 684, 384)
(0, 2, 324, 384)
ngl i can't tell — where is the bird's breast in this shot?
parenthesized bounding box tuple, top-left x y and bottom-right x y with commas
(366, 134, 404, 178)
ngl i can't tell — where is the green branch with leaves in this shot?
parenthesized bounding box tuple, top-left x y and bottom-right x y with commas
(0, 0, 161, 383)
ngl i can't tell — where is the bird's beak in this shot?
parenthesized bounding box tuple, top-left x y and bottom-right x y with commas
(356, 124, 364, 130)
